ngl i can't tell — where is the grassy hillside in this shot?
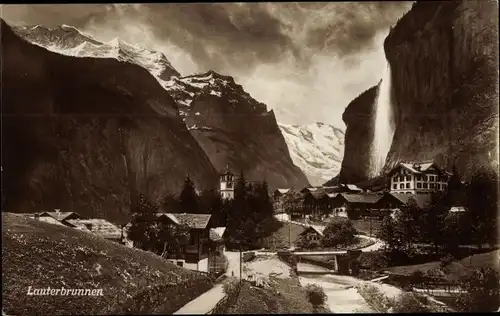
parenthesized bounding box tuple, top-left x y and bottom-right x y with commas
(1, 213, 213, 315)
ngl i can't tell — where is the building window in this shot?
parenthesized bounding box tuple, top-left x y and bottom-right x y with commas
(408, 175, 412, 181)
(417, 183, 422, 189)
(423, 183, 428, 189)
(177, 261, 184, 267)
(393, 176, 398, 182)
(437, 184, 441, 190)
(430, 183, 435, 188)
(393, 184, 397, 189)
(399, 176, 404, 182)
(406, 183, 410, 188)
(400, 183, 404, 189)
(416, 175, 422, 181)
(423, 175, 427, 181)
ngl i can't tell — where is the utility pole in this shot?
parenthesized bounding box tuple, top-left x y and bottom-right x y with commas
(239, 248, 242, 282)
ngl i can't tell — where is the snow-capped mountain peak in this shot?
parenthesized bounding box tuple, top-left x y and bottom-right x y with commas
(279, 122, 345, 186)
(13, 24, 180, 81)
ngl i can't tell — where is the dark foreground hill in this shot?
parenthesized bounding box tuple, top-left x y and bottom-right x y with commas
(1, 213, 213, 315)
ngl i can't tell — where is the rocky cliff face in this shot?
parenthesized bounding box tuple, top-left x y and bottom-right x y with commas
(1, 19, 217, 222)
(163, 72, 310, 189)
(336, 85, 379, 183)
(337, 0, 498, 183)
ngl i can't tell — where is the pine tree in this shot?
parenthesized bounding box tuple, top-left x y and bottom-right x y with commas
(179, 175, 200, 214)
(421, 191, 448, 254)
(128, 193, 159, 251)
(396, 198, 420, 254)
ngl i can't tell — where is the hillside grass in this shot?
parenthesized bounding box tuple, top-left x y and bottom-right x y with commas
(384, 249, 499, 279)
(262, 222, 306, 250)
(2, 213, 213, 315)
(352, 219, 382, 237)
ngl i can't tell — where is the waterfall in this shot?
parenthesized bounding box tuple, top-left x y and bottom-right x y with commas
(370, 61, 395, 178)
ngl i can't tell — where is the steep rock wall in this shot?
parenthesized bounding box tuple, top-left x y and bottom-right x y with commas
(1, 20, 218, 223)
(337, 0, 498, 183)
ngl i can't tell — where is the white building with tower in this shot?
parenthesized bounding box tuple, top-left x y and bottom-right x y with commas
(219, 166, 235, 200)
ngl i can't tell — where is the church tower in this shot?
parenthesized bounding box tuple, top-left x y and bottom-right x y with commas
(220, 165, 235, 200)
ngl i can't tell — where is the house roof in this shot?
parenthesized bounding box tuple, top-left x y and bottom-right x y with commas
(155, 213, 180, 225)
(159, 213, 212, 229)
(341, 193, 382, 204)
(326, 193, 338, 198)
(388, 193, 432, 209)
(346, 184, 363, 191)
(40, 211, 80, 222)
(66, 219, 121, 239)
(276, 189, 291, 194)
(311, 191, 327, 199)
(300, 225, 325, 237)
(389, 161, 448, 176)
(209, 227, 226, 242)
(449, 206, 467, 213)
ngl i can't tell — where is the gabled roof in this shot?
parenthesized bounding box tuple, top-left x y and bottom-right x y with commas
(209, 227, 226, 242)
(449, 206, 467, 213)
(388, 193, 432, 209)
(66, 219, 121, 239)
(155, 212, 180, 225)
(341, 193, 382, 204)
(346, 184, 363, 191)
(299, 225, 325, 237)
(276, 188, 291, 194)
(389, 161, 447, 176)
(40, 211, 80, 222)
(160, 213, 212, 229)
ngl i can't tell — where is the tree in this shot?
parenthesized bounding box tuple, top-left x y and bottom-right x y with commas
(420, 191, 448, 254)
(156, 217, 190, 258)
(392, 292, 431, 313)
(305, 284, 327, 310)
(128, 193, 159, 251)
(455, 268, 500, 312)
(377, 215, 400, 253)
(395, 198, 420, 253)
(322, 218, 356, 247)
(179, 175, 200, 214)
(466, 170, 498, 247)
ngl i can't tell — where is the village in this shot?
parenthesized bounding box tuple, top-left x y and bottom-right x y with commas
(10, 159, 499, 314)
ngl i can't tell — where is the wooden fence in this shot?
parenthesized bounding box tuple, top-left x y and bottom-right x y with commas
(207, 281, 243, 314)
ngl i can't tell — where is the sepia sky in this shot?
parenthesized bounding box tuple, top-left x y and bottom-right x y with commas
(1, 2, 413, 128)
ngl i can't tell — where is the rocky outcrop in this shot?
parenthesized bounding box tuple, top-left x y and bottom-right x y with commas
(163, 71, 310, 189)
(336, 85, 379, 184)
(337, 0, 498, 183)
(1, 19, 217, 223)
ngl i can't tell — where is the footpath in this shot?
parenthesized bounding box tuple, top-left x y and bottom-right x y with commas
(173, 251, 242, 315)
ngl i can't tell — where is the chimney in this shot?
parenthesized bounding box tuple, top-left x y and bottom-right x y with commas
(55, 208, 60, 213)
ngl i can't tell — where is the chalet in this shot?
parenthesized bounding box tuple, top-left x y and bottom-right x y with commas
(303, 191, 331, 218)
(330, 193, 383, 219)
(388, 162, 452, 194)
(36, 210, 81, 226)
(65, 219, 122, 243)
(298, 225, 325, 247)
(273, 188, 291, 200)
(124, 213, 226, 274)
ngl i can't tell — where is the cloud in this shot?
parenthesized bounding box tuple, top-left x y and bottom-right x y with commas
(1, 3, 412, 127)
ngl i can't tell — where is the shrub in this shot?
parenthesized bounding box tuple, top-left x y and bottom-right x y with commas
(358, 251, 389, 270)
(439, 253, 456, 269)
(392, 292, 431, 313)
(356, 283, 395, 312)
(223, 277, 240, 296)
(305, 284, 327, 307)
